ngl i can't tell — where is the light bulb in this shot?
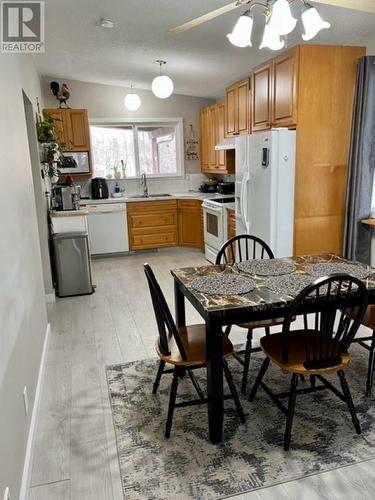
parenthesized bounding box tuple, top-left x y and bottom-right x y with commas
(302, 4, 331, 41)
(226, 12, 253, 48)
(260, 18, 285, 51)
(269, 0, 297, 36)
(152, 75, 174, 99)
(124, 92, 141, 111)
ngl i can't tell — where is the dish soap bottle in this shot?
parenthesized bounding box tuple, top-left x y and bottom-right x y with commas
(114, 182, 120, 193)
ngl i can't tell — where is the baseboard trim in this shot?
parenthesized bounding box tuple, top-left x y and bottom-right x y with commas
(45, 293, 56, 303)
(19, 322, 51, 500)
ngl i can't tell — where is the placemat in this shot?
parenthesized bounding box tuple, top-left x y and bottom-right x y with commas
(190, 274, 256, 295)
(265, 274, 314, 297)
(237, 258, 296, 276)
(305, 262, 370, 280)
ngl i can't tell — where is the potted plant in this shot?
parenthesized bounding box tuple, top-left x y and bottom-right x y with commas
(36, 110, 66, 184)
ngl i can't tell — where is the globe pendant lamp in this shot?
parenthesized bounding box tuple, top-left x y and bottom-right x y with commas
(152, 60, 174, 99)
(302, 3, 331, 41)
(227, 11, 253, 48)
(124, 84, 141, 111)
(270, 0, 297, 36)
(260, 16, 285, 50)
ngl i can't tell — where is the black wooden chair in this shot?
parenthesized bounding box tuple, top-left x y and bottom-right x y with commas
(144, 263, 245, 438)
(216, 234, 286, 394)
(249, 274, 368, 451)
(351, 305, 375, 396)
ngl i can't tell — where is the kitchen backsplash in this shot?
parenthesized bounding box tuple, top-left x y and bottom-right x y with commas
(77, 173, 234, 198)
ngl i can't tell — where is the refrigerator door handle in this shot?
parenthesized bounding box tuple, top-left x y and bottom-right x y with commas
(241, 171, 250, 233)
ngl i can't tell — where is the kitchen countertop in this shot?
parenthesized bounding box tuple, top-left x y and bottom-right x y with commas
(362, 219, 375, 228)
(79, 192, 234, 205)
(50, 209, 89, 217)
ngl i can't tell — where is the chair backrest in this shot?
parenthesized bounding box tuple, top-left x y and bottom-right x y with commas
(143, 263, 187, 360)
(216, 234, 274, 265)
(282, 274, 368, 369)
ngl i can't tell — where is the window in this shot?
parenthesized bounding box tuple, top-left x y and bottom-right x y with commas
(90, 120, 182, 179)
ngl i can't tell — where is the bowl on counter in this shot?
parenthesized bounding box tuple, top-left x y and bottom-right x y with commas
(111, 192, 125, 198)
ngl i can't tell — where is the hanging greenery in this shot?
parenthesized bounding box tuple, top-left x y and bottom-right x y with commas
(36, 110, 66, 181)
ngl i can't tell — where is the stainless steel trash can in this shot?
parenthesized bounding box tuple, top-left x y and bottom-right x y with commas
(53, 231, 94, 297)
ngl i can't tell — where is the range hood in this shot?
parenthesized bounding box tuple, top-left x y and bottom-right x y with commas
(215, 137, 236, 150)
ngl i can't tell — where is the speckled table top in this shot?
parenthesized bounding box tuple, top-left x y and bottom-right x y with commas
(171, 254, 375, 317)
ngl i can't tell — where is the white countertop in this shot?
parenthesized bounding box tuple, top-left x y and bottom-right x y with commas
(79, 192, 234, 205)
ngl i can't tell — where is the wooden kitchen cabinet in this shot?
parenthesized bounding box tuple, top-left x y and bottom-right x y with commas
(227, 208, 236, 262)
(200, 102, 235, 174)
(251, 61, 272, 132)
(44, 108, 91, 151)
(178, 200, 203, 248)
(127, 200, 178, 250)
(225, 79, 250, 137)
(272, 46, 299, 127)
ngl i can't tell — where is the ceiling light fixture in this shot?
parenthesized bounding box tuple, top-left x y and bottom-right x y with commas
(124, 84, 141, 111)
(301, 2, 331, 41)
(225, 0, 331, 51)
(152, 60, 174, 99)
(100, 18, 115, 28)
(269, 0, 297, 35)
(227, 11, 253, 47)
(260, 14, 285, 50)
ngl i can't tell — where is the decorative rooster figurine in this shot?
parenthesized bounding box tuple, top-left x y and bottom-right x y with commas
(50, 81, 70, 108)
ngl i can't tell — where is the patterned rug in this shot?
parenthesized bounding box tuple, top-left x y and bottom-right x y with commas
(106, 345, 375, 500)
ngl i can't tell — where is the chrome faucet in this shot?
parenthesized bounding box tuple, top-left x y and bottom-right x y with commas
(140, 172, 148, 197)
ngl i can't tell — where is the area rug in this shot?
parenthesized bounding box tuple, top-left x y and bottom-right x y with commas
(106, 345, 375, 500)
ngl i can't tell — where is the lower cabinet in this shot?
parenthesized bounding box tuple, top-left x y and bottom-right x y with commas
(127, 199, 203, 251)
(178, 200, 203, 248)
(227, 208, 236, 261)
(127, 200, 178, 250)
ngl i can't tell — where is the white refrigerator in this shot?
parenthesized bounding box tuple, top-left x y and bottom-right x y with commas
(235, 129, 296, 258)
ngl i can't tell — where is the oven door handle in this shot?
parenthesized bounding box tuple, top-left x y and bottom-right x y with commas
(203, 205, 223, 214)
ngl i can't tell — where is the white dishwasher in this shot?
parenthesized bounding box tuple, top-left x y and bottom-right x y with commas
(87, 203, 129, 255)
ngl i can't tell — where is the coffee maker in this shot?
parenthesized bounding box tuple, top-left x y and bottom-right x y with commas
(51, 185, 81, 211)
(91, 177, 109, 199)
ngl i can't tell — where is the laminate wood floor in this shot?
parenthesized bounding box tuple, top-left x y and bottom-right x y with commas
(28, 248, 375, 499)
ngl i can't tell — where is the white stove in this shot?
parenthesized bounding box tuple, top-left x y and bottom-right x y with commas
(202, 197, 235, 263)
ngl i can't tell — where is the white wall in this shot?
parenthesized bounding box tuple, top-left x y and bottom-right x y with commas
(41, 77, 214, 174)
(349, 30, 375, 55)
(0, 54, 48, 499)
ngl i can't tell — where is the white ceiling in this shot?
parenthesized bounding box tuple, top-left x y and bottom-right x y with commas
(34, 0, 375, 98)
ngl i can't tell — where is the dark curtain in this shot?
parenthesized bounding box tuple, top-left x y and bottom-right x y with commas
(343, 56, 375, 265)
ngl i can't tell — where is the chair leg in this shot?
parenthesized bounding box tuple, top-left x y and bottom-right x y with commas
(265, 326, 270, 336)
(284, 374, 298, 451)
(338, 370, 361, 435)
(241, 329, 253, 394)
(223, 359, 245, 423)
(188, 369, 204, 399)
(310, 375, 316, 389)
(366, 329, 375, 397)
(165, 368, 180, 438)
(153, 360, 166, 394)
(223, 325, 232, 337)
(249, 357, 270, 401)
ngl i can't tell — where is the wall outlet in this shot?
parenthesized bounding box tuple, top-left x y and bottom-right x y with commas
(3, 486, 10, 500)
(23, 386, 29, 416)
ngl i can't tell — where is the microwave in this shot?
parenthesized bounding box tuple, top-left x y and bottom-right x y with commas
(60, 152, 90, 174)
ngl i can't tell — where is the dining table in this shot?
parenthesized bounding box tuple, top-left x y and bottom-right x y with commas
(171, 253, 375, 444)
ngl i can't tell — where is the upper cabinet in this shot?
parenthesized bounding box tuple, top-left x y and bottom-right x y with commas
(272, 46, 299, 127)
(251, 61, 272, 132)
(44, 108, 91, 151)
(252, 46, 299, 131)
(200, 101, 235, 174)
(225, 79, 250, 137)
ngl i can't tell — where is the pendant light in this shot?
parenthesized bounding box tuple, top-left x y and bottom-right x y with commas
(269, 0, 297, 36)
(124, 84, 141, 111)
(152, 60, 174, 99)
(260, 15, 285, 51)
(301, 2, 331, 41)
(227, 11, 253, 48)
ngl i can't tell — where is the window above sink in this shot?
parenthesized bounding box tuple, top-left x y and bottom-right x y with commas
(89, 118, 184, 180)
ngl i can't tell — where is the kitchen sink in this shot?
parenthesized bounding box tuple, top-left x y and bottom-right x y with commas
(128, 193, 172, 198)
